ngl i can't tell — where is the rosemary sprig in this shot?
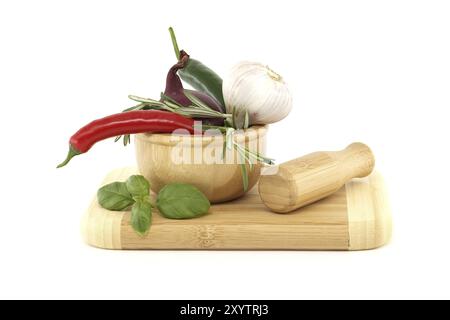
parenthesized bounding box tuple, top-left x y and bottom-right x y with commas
(116, 94, 232, 146)
(129, 94, 231, 119)
(122, 103, 142, 112)
(184, 91, 215, 111)
(160, 92, 181, 105)
(239, 154, 249, 192)
(128, 95, 166, 108)
(116, 93, 274, 192)
(234, 143, 275, 165)
(238, 145, 254, 171)
(221, 127, 235, 160)
(243, 111, 249, 129)
(201, 122, 275, 189)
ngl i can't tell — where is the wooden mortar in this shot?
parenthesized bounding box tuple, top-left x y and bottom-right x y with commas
(135, 125, 268, 203)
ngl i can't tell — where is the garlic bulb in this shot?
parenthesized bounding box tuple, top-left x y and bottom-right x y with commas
(222, 61, 293, 125)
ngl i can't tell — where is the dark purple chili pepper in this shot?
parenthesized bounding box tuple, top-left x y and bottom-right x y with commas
(163, 53, 225, 125)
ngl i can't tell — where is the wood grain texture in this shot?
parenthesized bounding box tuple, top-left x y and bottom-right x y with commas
(81, 167, 130, 250)
(346, 173, 392, 250)
(82, 167, 391, 251)
(135, 125, 267, 203)
(259, 143, 375, 213)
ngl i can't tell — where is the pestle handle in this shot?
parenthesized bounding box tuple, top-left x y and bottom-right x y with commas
(335, 142, 375, 179)
(258, 142, 375, 213)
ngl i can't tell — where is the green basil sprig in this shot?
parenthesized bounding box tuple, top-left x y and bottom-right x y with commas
(97, 175, 210, 236)
(97, 175, 152, 236)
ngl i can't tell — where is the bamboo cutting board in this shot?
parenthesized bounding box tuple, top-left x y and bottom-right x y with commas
(82, 167, 392, 251)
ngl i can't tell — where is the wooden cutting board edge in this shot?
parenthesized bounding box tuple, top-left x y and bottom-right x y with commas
(81, 167, 392, 251)
(346, 173, 392, 250)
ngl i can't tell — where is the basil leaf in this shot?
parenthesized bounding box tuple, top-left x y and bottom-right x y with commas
(156, 184, 210, 219)
(126, 175, 150, 198)
(131, 200, 152, 236)
(97, 182, 134, 211)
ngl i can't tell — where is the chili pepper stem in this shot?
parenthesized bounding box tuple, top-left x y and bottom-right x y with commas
(168, 27, 181, 61)
(57, 145, 81, 168)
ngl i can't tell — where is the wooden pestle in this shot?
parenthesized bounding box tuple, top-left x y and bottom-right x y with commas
(258, 143, 375, 213)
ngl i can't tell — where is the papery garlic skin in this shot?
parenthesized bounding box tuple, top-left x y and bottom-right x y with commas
(223, 61, 293, 125)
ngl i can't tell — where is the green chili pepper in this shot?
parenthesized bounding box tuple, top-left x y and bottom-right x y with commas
(178, 56, 225, 107)
(169, 27, 225, 107)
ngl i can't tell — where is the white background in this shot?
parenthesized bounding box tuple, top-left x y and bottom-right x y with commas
(0, 0, 449, 300)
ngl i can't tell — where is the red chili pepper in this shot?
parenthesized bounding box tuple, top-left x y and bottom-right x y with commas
(57, 110, 195, 168)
